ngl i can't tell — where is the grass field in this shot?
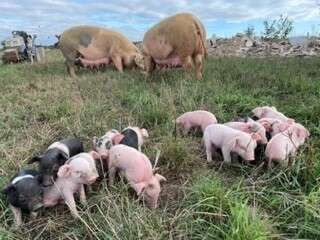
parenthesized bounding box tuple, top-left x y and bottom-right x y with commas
(0, 50, 320, 239)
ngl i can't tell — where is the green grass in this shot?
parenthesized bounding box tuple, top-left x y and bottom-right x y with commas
(0, 50, 320, 239)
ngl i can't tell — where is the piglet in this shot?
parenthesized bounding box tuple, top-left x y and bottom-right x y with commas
(176, 110, 218, 134)
(203, 124, 260, 164)
(43, 151, 99, 217)
(107, 144, 166, 209)
(224, 118, 268, 144)
(28, 138, 84, 187)
(252, 106, 294, 122)
(266, 123, 310, 168)
(2, 170, 43, 226)
(93, 129, 120, 152)
(112, 126, 149, 151)
(258, 118, 293, 137)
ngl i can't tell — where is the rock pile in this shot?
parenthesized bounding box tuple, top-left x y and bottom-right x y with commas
(207, 34, 320, 58)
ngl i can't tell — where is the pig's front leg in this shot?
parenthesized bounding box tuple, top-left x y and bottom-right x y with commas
(221, 145, 232, 164)
(108, 166, 116, 186)
(63, 190, 79, 218)
(9, 204, 22, 227)
(204, 139, 213, 162)
(79, 184, 87, 205)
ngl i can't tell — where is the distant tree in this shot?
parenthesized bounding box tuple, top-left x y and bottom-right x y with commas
(244, 25, 255, 38)
(262, 15, 293, 41)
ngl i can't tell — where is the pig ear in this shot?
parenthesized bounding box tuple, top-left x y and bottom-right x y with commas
(252, 107, 263, 118)
(141, 128, 149, 138)
(89, 151, 100, 160)
(57, 165, 71, 178)
(232, 138, 240, 148)
(28, 155, 42, 164)
(2, 184, 15, 195)
(259, 121, 271, 130)
(133, 182, 146, 196)
(287, 118, 295, 125)
(57, 152, 68, 164)
(155, 174, 166, 183)
(271, 106, 277, 111)
(279, 122, 289, 132)
(251, 133, 261, 141)
(112, 133, 123, 145)
(247, 122, 259, 132)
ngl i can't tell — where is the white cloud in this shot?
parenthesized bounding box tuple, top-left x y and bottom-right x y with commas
(0, 0, 319, 44)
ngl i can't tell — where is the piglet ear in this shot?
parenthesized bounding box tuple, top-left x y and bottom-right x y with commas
(251, 133, 261, 141)
(252, 107, 263, 118)
(155, 174, 166, 183)
(133, 182, 146, 195)
(279, 122, 289, 132)
(89, 151, 100, 160)
(287, 118, 295, 125)
(2, 184, 15, 195)
(260, 121, 271, 131)
(141, 128, 149, 138)
(112, 133, 124, 145)
(271, 106, 277, 111)
(28, 155, 42, 164)
(57, 165, 71, 178)
(248, 122, 259, 132)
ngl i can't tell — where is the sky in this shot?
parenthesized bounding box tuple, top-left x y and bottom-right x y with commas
(0, 0, 319, 45)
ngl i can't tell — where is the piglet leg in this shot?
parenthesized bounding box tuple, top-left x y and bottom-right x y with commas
(63, 191, 79, 218)
(221, 145, 232, 164)
(108, 167, 116, 186)
(204, 139, 213, 163)
(9, 204, 22, 227)
(79, 184, 87, 205)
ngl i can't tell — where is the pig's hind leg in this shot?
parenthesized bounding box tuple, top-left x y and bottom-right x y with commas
(108, 167, 117, 186)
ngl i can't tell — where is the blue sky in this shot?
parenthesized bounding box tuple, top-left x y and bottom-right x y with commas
(0, 0, 319, 45)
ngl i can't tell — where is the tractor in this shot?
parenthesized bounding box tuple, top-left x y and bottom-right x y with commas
(1, 31, 45, 64)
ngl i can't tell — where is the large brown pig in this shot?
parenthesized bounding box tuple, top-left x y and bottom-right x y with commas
(59, 26, 144, 77)
(142, 13, 207, 80)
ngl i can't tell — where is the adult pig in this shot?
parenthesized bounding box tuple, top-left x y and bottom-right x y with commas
(2, 170, 43, 226)
(108, 144, 166, 209)
(203, 124, 260, 164)
(59, 26, 144, 77)
(142, 13, 207, 79)
(43, 152, 99, 217)
(176, 110, 217, 134)
(29, 138, 84, 187)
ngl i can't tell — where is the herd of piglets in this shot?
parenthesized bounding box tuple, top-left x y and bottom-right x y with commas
(2, 126, 165, 227)
(2, 106, 310, 227)
(176, 106, 310, 167)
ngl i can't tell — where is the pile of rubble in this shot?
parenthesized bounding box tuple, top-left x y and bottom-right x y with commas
(207, 34, 320, 58)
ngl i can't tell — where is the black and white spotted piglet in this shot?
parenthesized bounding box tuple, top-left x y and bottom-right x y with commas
(28, 138, 84, 187)
(2, 170, 43, 226)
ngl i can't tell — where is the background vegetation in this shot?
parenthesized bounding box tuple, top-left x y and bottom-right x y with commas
(0, 50, 319, 239)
